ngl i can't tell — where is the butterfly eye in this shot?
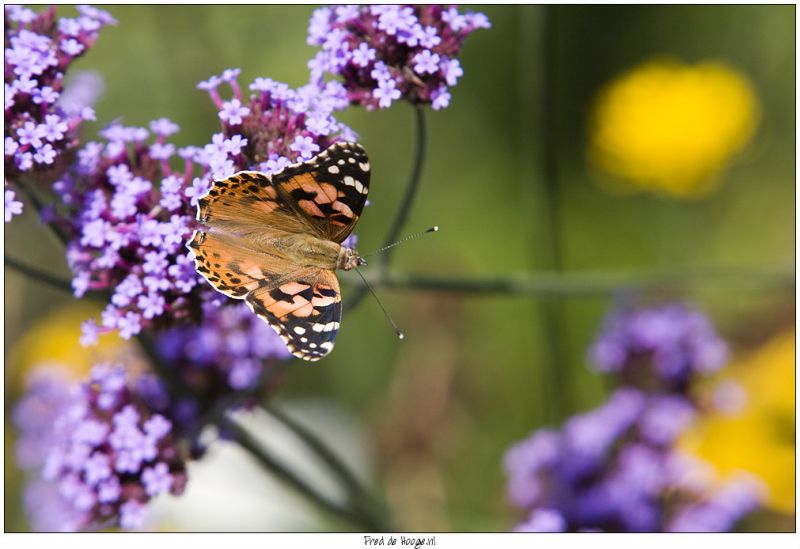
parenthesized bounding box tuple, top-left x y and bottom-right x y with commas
(357, 256, 367, 267)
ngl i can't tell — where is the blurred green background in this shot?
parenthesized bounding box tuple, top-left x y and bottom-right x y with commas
(5, 5, 795, 531)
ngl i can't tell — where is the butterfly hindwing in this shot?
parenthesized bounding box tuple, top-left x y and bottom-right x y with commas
(271, 142, 370, 243)
(187, 229, 300, 299)
(245, 270, 342, 361)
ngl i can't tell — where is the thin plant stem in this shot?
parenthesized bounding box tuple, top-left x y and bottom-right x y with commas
(262, 401, 392, 531)
(347, 104, 427, 312)
(14, 178, 70, 246)
(218, 415, 383, 531)
(537, 5, 570, 422)
(5, 255, 74, 294)
(354, 267, 795, 296)
(378, 104, 427, 268)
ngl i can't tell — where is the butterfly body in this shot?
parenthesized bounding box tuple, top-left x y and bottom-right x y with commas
(188, 142, 370, 361)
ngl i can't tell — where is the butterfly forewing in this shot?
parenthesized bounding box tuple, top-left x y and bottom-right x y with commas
(188, 141, 369, 361)
(271, 142, 370, 243)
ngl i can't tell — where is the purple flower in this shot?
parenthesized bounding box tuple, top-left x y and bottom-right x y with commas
(141, 462, 174, 496)
(413, 50, 441, 75)
(117, 311, 142, 339)
(137, 292, 166, 320)
(373, 79, 402, 108)
(83, 453, 112, 486)
(34, 143, 57, 164)
(79, 319, 100, 347)
(515, 509, 567, 532)
(41, 114, 70, 142)
(5, 188, 24, 222)
(61, 39, 84, 56)
(33, 86, 60, 105)
(218, 98, 250, 125)
(352, 42, 377, 68)
(197, 75, 221, 92)
(431, 86, 451, 111)
(119, 500, 147, 530)
(17, 122, 46, 148)
(290, 135, 320, 160)
(150, 118, 180, 137)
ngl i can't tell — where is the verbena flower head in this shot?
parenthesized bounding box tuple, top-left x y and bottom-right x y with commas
(4, 4, 113, 218)
(14, 363, 187, 531)
(588, 303, 729, 391)
(195, 68, 355, 177)
(155, 300, 291, 437)
(58, 119, 204, 341)
(504, 304, 763, 532)
(588, 59, 760, 198)
(306, 5, 490, 111)
(504, 386, 764, 532)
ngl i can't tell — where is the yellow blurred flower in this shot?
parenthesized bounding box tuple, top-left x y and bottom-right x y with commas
(679, 329, 795, 513)
(588, 58, 760, 198)
(6, 302, 128, 390)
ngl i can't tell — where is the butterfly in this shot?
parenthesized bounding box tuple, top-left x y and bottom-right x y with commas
(187, 142, 370, 361)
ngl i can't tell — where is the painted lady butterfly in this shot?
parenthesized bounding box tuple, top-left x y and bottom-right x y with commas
(188, 142, 370, 361)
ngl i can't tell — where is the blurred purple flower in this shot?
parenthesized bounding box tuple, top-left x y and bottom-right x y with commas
(5, 188, 24, 222)
(504, 303, 761, 532)
(13, 363, 187, 531)
(154, 300, 291, 435)
(588, 304, 729, 390)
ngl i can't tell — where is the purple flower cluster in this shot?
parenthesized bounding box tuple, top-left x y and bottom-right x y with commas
(504, 304, 763, 532)
(57, 119, 204, 342)
(4, 4, 114, 220)
(306, 5, 490, 110)
(155, 300, 291, 434)
(588, 303, 729, 391)
(195, 68, 354, 178)
(14, 363, 187, 531)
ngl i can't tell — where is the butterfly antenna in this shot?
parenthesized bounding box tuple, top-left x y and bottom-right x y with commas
(364, 225, 439, 257)
(353, 267, 404, 340)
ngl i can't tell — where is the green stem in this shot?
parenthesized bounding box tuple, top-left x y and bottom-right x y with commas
(347, 104, 427, 311)
(262, 401, 392, 531)
(537, 5, 570, 421)
(378, 104, 427, 269)
(5, 255, 74, 294)
(14, 178, 70, 246)
(358, 267, 794, 296)
(218, 415, 382, 531)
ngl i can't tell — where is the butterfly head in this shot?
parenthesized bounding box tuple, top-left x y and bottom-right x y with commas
(336, 245, 365, 271)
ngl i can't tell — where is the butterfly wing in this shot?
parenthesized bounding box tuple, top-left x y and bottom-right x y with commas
(245, 270, 342, 362)
(271, 141, 370, 243)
